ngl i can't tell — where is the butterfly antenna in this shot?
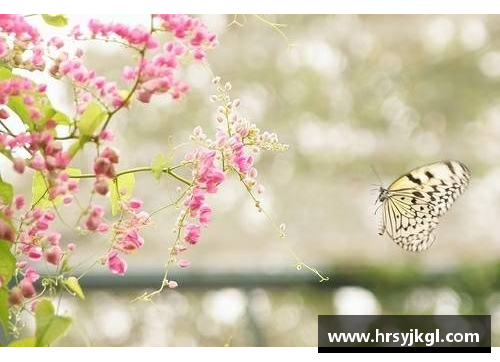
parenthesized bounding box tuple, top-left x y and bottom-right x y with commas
(370, 164, 383, 186)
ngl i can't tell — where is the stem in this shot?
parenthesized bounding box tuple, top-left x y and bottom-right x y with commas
(0, 120, 33, 155)
(69, 165, 191, 186)
(99, 15, 154, 133)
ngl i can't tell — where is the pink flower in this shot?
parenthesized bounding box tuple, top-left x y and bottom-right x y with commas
(107, 251, 127, 276)
(14, 195, 25, 210)
(44, 245, 62, 265)
(186, 187, 204, 214)
(190, 149, 225, 193)
(117, 229, 144, 252)
(99, 129, 114, 142)
(128, 198, 143, 210)
(20, 278, 36, 298)
(85, 204, 108, 232)
(100, 147, 119, 163)
(0, 108, 9, 119)
(178, 259, 191, 268)
(27, 247, 42, 261)
(67, 243, 77, 251)
(25, 267, 40, 282)
(14, 157, 27, 176)
(199, 205, 211, 226)
(122, 66, 137, 80)
(94, 176, 109, 195)
(93, 157, 113, 176)
(47, 232, 61, 245)
(48, 36, 64, 49)
(184, 223, 201, 244)
(30, 153, 45, 171)
(167, 280, 178, 288)
(97, 222, 109, 234)
(63, 195, 73, 204)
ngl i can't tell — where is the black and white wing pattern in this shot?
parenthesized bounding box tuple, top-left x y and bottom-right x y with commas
(377, 160, 471, 252)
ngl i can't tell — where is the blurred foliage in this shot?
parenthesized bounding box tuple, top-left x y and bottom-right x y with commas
(22, 260, 499, 346)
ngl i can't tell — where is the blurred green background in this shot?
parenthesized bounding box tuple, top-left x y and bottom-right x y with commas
(4, 14, 500, 346)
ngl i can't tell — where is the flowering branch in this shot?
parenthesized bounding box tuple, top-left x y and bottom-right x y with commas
(0, 14, 327, 347)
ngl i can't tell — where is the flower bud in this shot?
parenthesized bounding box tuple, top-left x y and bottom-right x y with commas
(128, 198, 143, 210)
(94, 177, 109, 195)
(8, 286, 24, 305)
(0, 219, 15, 242)
(44, 245, 62, 265)
(93, 157, 112, 175)
(101, 147, 119, 164)
(20, 279, 36, 298)
(12, 157, 26, 174)
(167, 280, 178, 289)
(0, 108, 9, 119)
(178, 259, 191, 268)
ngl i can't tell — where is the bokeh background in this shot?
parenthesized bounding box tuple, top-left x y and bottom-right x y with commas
(4, 14, 500, 346)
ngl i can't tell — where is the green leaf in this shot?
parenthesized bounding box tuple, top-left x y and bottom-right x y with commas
(78, 102, 107, 137)
(31, 171, 48, 208)
(41, 14, 68, 27)
(64, 277, 85, 300)
(52, 111, 71, 126)
(68, 102, 107, 158)
(35, 299, 72, 347)
(8, 337, 37, 347)
(67, 136, 90, 158)
(0, 65, 12, 80)
(31, 168, 81, 209)
(0, 240, 15, 287)
(7, 91, 71, 130)
(0, 288, 9, 336)
(0, 241, 15, 335)
(151, 152, 168, 180)
(1, 64, 71, 132)
(0, 177, 13, 205)
(110, 173, 135, 216)
(7, 96, 32, 125)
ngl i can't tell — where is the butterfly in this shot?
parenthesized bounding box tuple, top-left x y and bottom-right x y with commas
(375, 160, 471, 252)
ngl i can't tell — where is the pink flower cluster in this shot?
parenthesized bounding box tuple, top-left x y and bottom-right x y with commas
(7, 262, 39, 305)
(84, 204, 109, 233)
(228, 134, 254, 174)
(4, 205, 75, 306)
(7, 200, 76, 293)
(186, 148, 225, 193)
(153, 14, 218, 60)
(18, 265, 40, 299)
(0, 15, 42, 68)
(48, 49, 124, 112)
(0, 77, 36, 108)
(92, 146, 119, 195)
(126, 43, 190, 102)
(75, 19, 159, 50)
(1, 129, 77, 204)
(105, 198, 150, 275)
(67, 15, 218, 104)
(180, 148, 224, 249)
(0, 14, 40, 44)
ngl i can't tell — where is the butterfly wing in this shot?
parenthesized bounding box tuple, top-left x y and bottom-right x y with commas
(381, 160, 471, 252)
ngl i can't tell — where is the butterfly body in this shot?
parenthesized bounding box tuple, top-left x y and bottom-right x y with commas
(376, 160, 471, 252)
